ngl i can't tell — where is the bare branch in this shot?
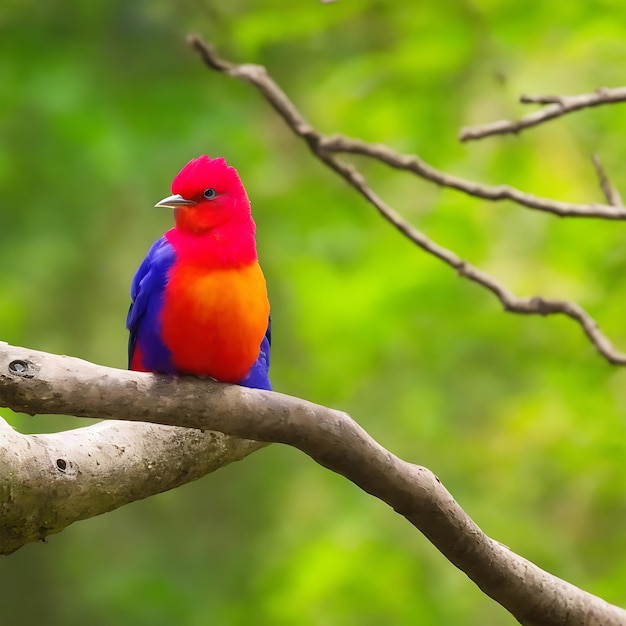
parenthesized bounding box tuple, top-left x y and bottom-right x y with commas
(188, 36, 626, 220)
(187, 35, 626, 366)
(0, 342, 625, 625)
(591, 153, 623, 207)
(0, 409, 263, 555)
(460, 86, 626, 142)
(320, 134, 626, 219)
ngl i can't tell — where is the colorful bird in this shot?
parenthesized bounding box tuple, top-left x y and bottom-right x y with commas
(127, 155, 271, 390)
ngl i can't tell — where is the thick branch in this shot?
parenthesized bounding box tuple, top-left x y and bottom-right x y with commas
(0, 342, 624, 626)
(187, 35, 626, 366)
(459, 86, 626, 142)
(0, 419, 263, 555)
(0, 421, 263, 554)
(0, 381, 264, 554)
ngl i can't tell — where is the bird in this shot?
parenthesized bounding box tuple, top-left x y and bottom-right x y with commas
(126, 155, 271, 390)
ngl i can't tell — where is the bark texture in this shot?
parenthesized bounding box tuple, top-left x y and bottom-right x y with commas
(0, 419, 264, 554)
(0, 341, 624, 626)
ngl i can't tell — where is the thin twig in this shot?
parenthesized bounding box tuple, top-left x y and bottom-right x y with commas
(591, 153, 623, 207)
(460, 86, 626, 142)
(187, 38, 626, 220)
(187, 35, 626, 366)
(319, 135, 626, 219)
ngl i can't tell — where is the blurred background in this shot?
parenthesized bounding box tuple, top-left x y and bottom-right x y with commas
(2, 1, 626, 624)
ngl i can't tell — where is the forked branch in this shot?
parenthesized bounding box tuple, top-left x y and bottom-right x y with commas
(187, 35, 626, 365)
(459, 86, 626, 142)
(0, 342, 625, 626)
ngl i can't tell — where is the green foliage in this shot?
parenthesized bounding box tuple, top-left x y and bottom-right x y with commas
(2, 1, 626, 624)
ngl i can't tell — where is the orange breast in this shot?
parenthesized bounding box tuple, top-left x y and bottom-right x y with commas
(160, 261, 269, 382)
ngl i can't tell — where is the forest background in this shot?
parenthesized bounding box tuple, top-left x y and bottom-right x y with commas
(2, 1, 626, 625)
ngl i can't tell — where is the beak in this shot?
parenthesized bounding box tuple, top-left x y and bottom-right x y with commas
(154, 193, 196, 208)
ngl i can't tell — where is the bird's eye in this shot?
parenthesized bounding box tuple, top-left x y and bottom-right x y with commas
(203, 188, 217, 200)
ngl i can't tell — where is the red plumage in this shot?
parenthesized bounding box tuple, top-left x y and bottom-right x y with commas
(127, 155, 272, 390)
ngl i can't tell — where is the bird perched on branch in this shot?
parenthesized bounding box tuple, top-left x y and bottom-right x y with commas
(127, 155, 271, 390)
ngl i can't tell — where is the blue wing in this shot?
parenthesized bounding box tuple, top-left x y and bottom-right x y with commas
(127, 236, 272, 389)
(127, 237, 176, 373)
(239, 316, 272, 390)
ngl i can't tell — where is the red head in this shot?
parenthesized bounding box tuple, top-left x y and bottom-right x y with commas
(156, 155, 253, 235)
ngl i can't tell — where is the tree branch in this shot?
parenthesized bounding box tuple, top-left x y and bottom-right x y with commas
(0, 410, 264, 555)
(319, 134, 626, 219)
(187, 35, 626, 366)
(0, 341, 624, 625)
(188, 36, 626, 220)
(591, 153, 623, 207)
(459, 86, 626, 142)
